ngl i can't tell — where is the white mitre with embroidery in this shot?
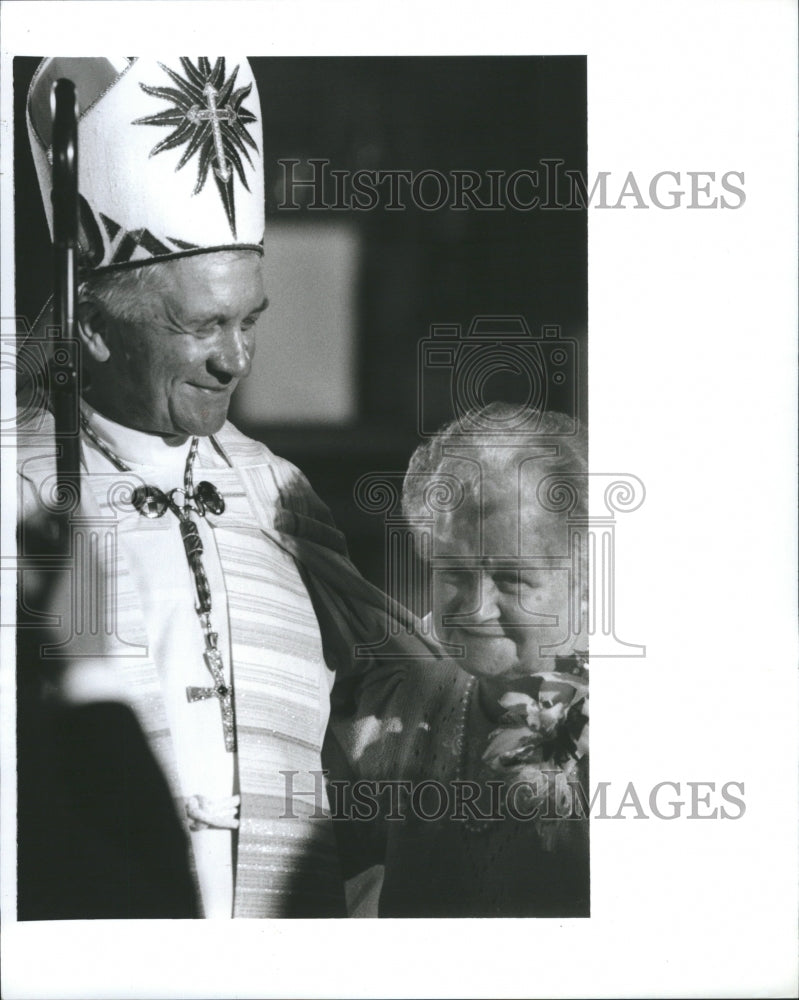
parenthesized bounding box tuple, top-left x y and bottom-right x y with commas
(27, 56, 265, 272)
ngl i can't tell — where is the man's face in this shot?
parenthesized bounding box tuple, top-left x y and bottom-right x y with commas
(93, 251, 267, 437)
(431, 501, 583, 681)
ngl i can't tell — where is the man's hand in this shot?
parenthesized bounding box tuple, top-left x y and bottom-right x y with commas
(184, 794, 240, 831)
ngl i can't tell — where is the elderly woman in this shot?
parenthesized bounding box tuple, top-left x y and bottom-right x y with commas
(329, 403, 590, 917)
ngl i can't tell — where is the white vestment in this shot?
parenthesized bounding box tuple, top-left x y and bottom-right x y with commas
(19, 403, 345, 917)
(81, 403, 245, 917)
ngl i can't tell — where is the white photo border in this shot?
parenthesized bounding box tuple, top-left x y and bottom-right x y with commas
(1, 2, 796, 998)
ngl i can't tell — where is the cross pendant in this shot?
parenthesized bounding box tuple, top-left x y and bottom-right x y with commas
(186, 645, 236, 752)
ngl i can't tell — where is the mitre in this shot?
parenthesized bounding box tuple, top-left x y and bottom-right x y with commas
(27, 56, 265, 273)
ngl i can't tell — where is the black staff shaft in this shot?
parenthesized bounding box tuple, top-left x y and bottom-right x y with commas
(51, 77, 81, 515)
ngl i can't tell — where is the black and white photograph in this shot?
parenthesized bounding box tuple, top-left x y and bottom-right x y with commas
(1, 2, 796, 998)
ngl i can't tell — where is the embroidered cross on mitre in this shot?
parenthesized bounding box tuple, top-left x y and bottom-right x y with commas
(133, 57, 259, 238)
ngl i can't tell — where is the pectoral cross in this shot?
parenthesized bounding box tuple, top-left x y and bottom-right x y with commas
(186, 632, 236, 752)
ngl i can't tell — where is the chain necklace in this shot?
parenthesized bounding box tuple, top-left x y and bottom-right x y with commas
(79, 414, 236, 752)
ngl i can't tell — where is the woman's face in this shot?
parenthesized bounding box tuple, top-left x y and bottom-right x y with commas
(430, 502, 584, 681)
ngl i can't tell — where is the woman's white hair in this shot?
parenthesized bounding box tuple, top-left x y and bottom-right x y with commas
(401, 402, 588, 545)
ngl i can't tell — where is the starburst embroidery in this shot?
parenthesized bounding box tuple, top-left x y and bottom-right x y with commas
(133, 57, 259, 238)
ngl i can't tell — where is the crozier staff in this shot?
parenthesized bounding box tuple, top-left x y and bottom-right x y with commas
(16, 69, 202, 921)
(19, 56, 441, 919)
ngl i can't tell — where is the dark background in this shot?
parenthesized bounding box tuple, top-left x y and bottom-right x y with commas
(14, 56, 587, 589)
